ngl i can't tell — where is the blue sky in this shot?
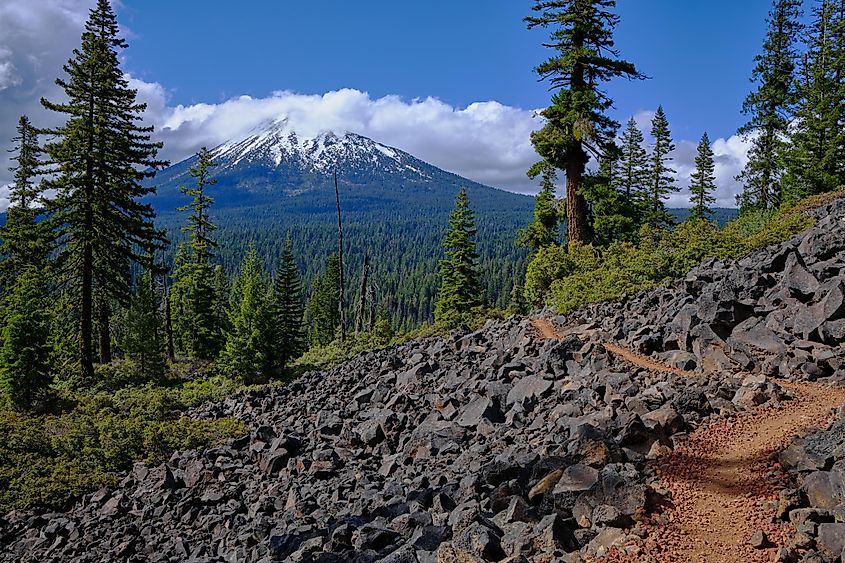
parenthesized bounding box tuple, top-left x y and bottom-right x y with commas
(0, 0, 790, 206)
(119, 0, 771, 142)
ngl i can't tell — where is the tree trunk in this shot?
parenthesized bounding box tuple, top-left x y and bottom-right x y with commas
(335, 171, 346, 342)
(565, 148, 591, 245)
(80, 244, 95, 380)
(98, 300, 111, 364)
(355, 253, 370, 333)
(81, 76, 96, 381)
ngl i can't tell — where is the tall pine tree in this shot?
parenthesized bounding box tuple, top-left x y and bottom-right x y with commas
(525, 0, 644, 245)
(583, 144, 636, 244)
(0, 118, 52, 409)
(218, 245, 274, 382)
(643, 106, 677, 229)
(435, 187, 482, 328)
(689, 132, 718, 220)
(272, 238, 306, 368)
(785, 0, 845, 200)
(0, 116, 48, 292)
(41, 0, 167, 379)
(123, 268, 166, 381)
(173, 148, 222, 360)
(518, 164, 560, 252)
(307, 255, 341, 347)
(618, 117, 649, 223)
(737, 0, 803, 210)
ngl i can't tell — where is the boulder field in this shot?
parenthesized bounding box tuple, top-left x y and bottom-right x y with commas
(2, 197, 845, 562)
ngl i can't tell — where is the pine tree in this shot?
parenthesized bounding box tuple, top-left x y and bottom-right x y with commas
(272, 238, 306, 368)
(307, 255, 341, 347)
(583, 143, 637, 244)
(518, 164, 560, 252)
(689, 133, 718, 220)
(41, 0, 167, 379)
(0, 116, 48, 292)
(123, 269, 166, 381)
(618, 117, 650, 222)
(525, 0, 644, 245)
(737, 0, 804, 210)
(354, 253, 370, 334)
(507, 280, 529, 316)
(212, 265, 231, 338)
(218, 245, 274, 382)
(643, 106, 678, 229)
(0, 268, 52, 410)
(785, 0, 845, 200)
(435, 187, 482, 328)
(172, 148, 222, 360)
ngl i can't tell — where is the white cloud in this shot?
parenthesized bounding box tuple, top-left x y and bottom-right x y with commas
(667, 133, 749, 208)
(134, 87, 544, 194)
(0, 184, 10, 210)
(0, 1, 748, 212)
(0, 48, 22, 91)
(632, 109, 656, 133)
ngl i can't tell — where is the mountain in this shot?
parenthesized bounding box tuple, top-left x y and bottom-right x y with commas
(152, 120, 533, 216)
(150, 122, 535, 328)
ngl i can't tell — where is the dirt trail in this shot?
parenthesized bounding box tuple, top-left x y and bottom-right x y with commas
(531, 318, 845, 563)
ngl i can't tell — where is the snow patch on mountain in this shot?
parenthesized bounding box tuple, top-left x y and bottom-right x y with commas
(209, 119, 429, 179)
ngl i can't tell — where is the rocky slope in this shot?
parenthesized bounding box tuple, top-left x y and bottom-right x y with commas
(1, 197, 844, 563)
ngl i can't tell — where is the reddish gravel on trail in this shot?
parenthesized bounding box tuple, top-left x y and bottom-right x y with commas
(531, 319, 845, 563)
(533, 319, 695, 378)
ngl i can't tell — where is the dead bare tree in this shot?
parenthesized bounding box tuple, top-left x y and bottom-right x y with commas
(355, 252, 370, 334)
(335, 171, 346, 342)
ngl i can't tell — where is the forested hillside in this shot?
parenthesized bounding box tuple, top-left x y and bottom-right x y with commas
(146, 127, 537, 329)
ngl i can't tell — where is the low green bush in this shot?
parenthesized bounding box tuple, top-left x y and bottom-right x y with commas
(0, 375, 245, 511)
(542, 194, 831, 314)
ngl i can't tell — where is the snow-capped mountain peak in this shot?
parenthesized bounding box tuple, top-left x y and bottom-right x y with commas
(209, 119, 422, 177)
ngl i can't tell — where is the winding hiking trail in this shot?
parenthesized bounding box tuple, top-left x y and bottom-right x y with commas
(531, 318, 845, 563)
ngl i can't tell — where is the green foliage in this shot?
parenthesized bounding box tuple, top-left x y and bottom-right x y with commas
(172, 149, 224, 360)
(689, 132, 718, 220)
(507, 281, 529, 316)
(523, 244, 575, 307)
(643, 106, 678, 229)
(784, 0, 845, 201)
(435, 187, 483, 328)
(737, 0, 803, 210)
(41, 0, 167, 377)
(618, 117, 649, 223)
(535, 196, 822, 314)
(272, 238, 307, 367)
(122, 269, 166, 382)
(217, 245, 275, 383)
(294, 331, 396, 371)
(0, 115, 49, 291)
(0, 376, 244, 511)
(518, 165, 560, 251)
(307, 255, 341, 347)
(583, 148, 638, 245)
(525, 0, 644, 245)
(0, 268, 53, 410)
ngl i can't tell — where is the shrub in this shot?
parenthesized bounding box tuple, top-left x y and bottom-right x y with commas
(524, 244, 575, 307)
(536, 194, 829, 315)
(0, 377, 245, 511)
